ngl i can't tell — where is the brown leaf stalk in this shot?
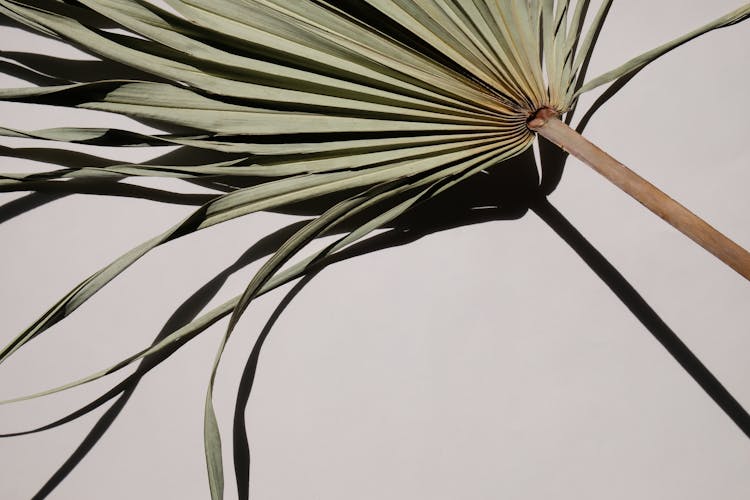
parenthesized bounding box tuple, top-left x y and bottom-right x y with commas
(528, 108, 750, 281)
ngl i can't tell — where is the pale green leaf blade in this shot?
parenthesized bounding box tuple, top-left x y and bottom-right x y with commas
(575, 4, 750, 97)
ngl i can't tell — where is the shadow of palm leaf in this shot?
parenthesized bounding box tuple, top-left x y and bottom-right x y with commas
(3, 147, 746, 499)
(1, 147, 540, 439)
(230, 179, 750, 499)
(3, 150, 536, 498)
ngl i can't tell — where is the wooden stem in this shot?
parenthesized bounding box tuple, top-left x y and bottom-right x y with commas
(528, 108, 750, 281)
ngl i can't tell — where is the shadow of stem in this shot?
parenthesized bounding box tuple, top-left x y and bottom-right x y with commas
(531, 198, 750, 439)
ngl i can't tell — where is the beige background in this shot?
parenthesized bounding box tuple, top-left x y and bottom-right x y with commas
(1, 1, 749, 499)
